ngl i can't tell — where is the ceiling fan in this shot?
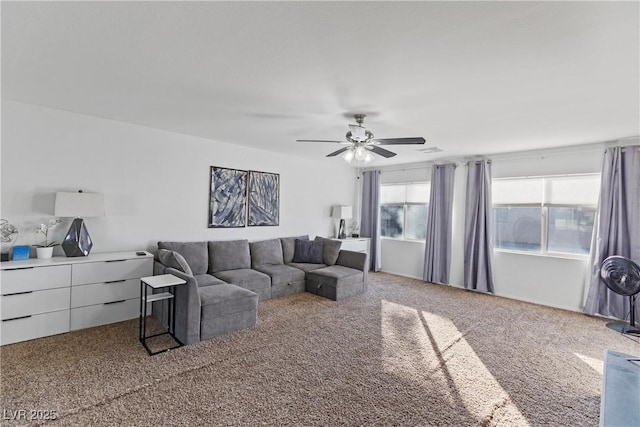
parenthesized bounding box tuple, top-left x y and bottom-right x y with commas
(296, 114, 426, 163)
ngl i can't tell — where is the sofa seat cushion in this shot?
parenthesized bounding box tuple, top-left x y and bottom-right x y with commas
(199, 284, 258, 321)
(250, 239, 284, 267)
(209, 239, 251, 273)
(306, 265, 365, 301)
(212, 268, 271, 301)
(157, 241, 208, 275)
(254, 264, 305, 286)
(286, 262, 327, 272)
(194, 274, 227, 288)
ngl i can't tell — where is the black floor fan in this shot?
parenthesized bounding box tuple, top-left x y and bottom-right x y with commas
(600, 256, 640, 336)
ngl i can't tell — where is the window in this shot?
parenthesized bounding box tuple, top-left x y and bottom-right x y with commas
(380, 183, 430, 240)
(492, 175, 599, 256)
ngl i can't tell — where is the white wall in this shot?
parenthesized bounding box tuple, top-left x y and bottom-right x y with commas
(375, 146, 610, 312)
(1, 101, 357, 254)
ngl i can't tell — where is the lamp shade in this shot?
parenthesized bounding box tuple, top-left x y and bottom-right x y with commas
(54, 192, 105, 218)
(331, 205, 352, 219)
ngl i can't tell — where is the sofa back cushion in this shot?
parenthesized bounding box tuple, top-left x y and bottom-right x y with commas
(280, 235, 309, 264)
(208, 239, 251, 273)
(157, 241, 208, 275)
(292, 239, 324, 264)
(250, 239, 284, 267)
(156, 249, 193, 276)
(314, 236, 342, 265)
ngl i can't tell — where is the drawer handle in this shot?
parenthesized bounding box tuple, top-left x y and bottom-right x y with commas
(6, 267, 35, 271)
(2, 315, 32, 322)
(104, 300, 126, 305)
(105, 279, 126, 284)
(2, 291, 33, 296)
(105, 259, 127, 263)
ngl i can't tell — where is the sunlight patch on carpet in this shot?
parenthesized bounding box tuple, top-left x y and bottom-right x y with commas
(573, 353, 604, 374)
(381, 299, 531, 426)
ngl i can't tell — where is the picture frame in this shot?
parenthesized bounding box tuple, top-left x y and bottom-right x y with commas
(248, 170, 280, 227)
(208, 166, 248, 228)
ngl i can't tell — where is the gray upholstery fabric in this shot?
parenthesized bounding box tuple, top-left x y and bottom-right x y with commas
(199, 284, 258, 341)
(164, 267, 202, 345)
(158, 241, 208, 275)
(293, 239, 324, 264)
(286, 262, 327, 272)
(194, 274, 226, 288)
(254, 264, 305, 286)
(209, 240, 251, 273)
(200, 284, 258, 320)
(212, 268, 272, 301)
(156, 249, 193, 275)
(314, 236, 342, 266)
(280, 235, 309, 264)
(254, 264, 306, 298)
(306, 265, 365, 300)
(250, 239, 284, 267)
(336, 250, 369, 291)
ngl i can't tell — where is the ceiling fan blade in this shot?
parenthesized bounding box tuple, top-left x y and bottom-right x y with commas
(371, 137, 426, 145)
(326, 147, 350, 157)
(297, 139, 346, 144)
(368, 145, 397, 158)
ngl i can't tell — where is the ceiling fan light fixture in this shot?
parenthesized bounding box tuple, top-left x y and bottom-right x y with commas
(355, 146, 367, 161)
(342, 149, 355, 163)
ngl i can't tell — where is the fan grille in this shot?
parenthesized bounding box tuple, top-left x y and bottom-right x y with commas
(600, 256, 640, 296)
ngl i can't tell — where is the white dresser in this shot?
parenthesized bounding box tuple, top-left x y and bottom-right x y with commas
(332, 237, 370, 255)
(1, 251, 153, 345)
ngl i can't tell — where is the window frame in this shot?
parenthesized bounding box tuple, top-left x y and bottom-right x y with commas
(380, 182, 430, 242)
(492, 174, 599, 259)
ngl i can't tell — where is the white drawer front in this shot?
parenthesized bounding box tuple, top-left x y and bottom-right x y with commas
(1, 310, 69, 345)
(1, 287, 71, 320)
(1, 265, 71, 294)
(72, 258, 152, 286)
(71, 279, 139, 308)
(341, 239, 369, 253)
(70, 298, 139, 330)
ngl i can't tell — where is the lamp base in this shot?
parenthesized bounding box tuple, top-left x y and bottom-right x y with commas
(62, 218, 93, 257)
(338, 219, 346, 239)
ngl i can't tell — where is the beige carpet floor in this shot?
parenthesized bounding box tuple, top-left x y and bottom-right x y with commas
(1, 272, 639, 426)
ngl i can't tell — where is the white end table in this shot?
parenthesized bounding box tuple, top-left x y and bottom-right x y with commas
(139, 274, 186, 355)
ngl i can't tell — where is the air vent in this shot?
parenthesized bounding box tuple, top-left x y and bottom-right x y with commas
(417, 146, 443, 154)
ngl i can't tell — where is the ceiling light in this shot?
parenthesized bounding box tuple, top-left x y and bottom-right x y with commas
(342, 149, 355, 163)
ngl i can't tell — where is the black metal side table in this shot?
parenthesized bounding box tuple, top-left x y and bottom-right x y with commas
(139, 274, 186, 355)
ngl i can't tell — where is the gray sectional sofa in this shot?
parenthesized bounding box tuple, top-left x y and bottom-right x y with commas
(153, 236, 368, 345)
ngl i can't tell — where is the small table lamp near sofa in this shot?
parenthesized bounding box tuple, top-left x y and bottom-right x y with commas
(54, 190, 105, 257)
(332, 205, 352, 239)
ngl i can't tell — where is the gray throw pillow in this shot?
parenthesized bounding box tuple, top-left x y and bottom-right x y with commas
(156, 249, 193, 276)
(292, 239, 324, 264)
(314, 236, 342, 265)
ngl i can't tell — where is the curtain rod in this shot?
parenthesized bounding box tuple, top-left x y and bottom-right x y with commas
(361, 137, 639, 172)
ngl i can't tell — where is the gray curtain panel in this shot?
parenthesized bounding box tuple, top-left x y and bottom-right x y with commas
(361, 170, 381, 271)
(423, 164, 456, 284)
(464, 160, 495, 293)
(584, 145, 640, 321)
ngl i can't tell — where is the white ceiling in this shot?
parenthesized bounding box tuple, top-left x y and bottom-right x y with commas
(2, 1, 639, 166)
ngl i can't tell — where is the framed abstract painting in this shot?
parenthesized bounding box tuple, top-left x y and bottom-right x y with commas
(248, 170, 280, 226)
(208, 166, 248, 228)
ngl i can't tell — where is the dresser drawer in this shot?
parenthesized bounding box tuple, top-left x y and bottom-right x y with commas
(70, 298, 139, 330)
(1, 287, 71, 320)
(340, 239, 369, 253)
(1, 265, 71, 294)
(71, 279, 139, 308)
(1, 310, 69, 345)
(72, 258, 152, 286)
